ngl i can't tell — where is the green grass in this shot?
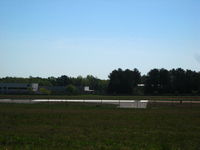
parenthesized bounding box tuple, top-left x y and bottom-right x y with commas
(0, 103, 200, 150)
(1, 94, 200, 101)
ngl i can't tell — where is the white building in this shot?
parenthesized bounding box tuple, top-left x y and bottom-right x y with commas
(0, 83, 39, 94)
(84, 86, 94, 93)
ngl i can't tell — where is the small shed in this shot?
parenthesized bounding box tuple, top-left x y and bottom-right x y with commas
(84, 86, 94, 93)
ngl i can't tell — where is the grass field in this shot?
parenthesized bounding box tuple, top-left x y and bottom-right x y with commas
(0, 102, 200, 150)
(1, 94, 200, 101)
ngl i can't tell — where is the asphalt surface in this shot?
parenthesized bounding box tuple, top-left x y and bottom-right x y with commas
(0, 99, 148, 108)
(0, 99, 200, 108)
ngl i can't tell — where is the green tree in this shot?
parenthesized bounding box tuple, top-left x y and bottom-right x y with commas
(145, 69, 160, 94)
(108, 68, 141, 95)
(66, 84, 78, 95)
(56, 75, 71, 86)
(159, 68, 170, 94)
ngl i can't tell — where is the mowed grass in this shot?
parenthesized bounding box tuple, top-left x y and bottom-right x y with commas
(0, 103, 200, 150)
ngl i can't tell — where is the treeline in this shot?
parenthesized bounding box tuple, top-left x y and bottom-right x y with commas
(144, 68, 200, 95)
(0, 75, 108, 94)
(108, 68, 200, 95)
(1, 68, 200, 95)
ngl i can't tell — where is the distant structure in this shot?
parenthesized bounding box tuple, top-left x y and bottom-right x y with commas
(84, 86, 94, 93)
(137, 84, 145, 87)
(0, 83, 39, 94)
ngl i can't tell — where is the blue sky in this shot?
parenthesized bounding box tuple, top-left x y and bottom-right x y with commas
(0, 0, 200, 79)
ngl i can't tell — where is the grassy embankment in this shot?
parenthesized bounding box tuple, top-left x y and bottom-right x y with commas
(0, 103, 200, 150)
(1, 94, 200, 101)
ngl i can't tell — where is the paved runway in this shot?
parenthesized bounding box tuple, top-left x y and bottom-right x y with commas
(0, 99, 200, 108)
(0, 99, 149, 108)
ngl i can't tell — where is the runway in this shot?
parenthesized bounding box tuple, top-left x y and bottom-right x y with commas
(0, 99, 148, 108)
(0, 99, 199, 108)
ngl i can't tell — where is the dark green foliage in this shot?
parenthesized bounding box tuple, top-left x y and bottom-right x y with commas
(66, 84, 78, 95)
(0, 103, 200, 150)
(170, 68, 186, 93)
(55, 75, 71, 86)
(0, 75, 108, 95)
(1, 68, 200, 95)
(145, 69, 160, 94)
(0, 76, 52, 86)
(145, 68, 171, 94)
(108, 68, 141, 94)
(145, 68, 200, 95)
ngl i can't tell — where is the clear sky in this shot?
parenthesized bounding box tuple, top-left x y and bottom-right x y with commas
(0, 0, 200, 79)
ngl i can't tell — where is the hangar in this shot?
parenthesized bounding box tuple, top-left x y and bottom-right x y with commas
(0, 83, 38, 94)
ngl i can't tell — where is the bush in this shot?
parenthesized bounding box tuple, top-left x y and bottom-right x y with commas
(39, 88, 51, 95)
(66, 84, 78, 95)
